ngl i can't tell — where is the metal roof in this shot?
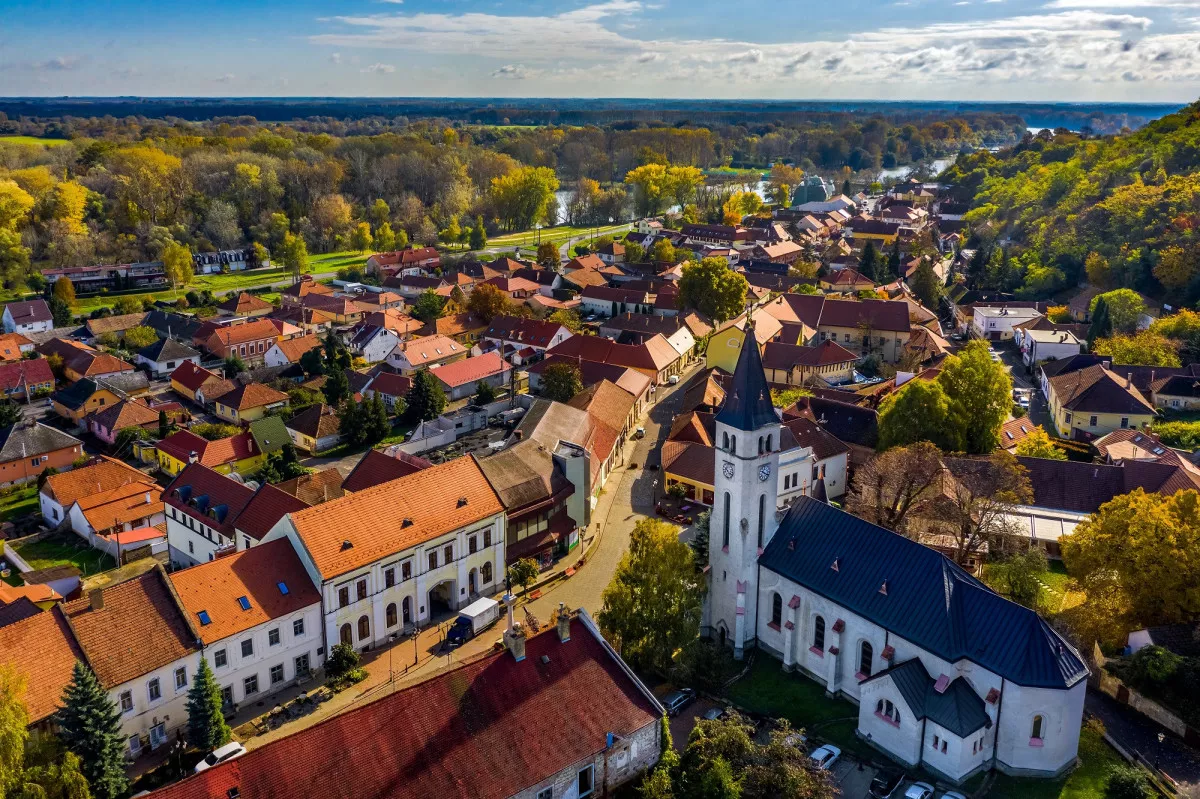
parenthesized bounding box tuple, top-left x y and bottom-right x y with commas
(760, 497, 1088, 689)
(714, 319, 777, 432)
(866, 658, 991, 738)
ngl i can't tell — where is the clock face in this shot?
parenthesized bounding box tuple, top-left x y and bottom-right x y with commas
(759, 464, 772, 482)
(722, 461, 735, 479)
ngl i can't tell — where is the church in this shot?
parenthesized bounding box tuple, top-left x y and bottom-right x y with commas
(703, 325, 1089, 784)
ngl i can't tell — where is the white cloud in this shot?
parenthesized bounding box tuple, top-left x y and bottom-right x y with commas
(329, 52, 342, 64)
(37, 56, 82, 71)
(1045, 0, 1195, 6)
(215, 73, 235, 83)
(309, 3, 1200, 92)
(361, 63, 395, 73)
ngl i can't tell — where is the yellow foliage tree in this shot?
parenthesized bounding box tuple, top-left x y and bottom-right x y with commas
(51, 181, 89, 236)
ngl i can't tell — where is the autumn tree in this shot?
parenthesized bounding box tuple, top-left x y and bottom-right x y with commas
(678, 258, 748, 323)
(1093, 331, 1181, 367)
(541, 362, 583, 403)
(281, 232, 309, 282)
(1084, 251, 1114, 289)
(846, 442, 943, 534)
(374, 221, 397, 253)
(1013, 426, 1066, 460)
(349, 221, 373, 253)
(122, 326, 158, 351)
(599, 518, 704, 674)
(466, 282, 514, 323)
(161, 241, 194, 294)
(469, 215, 487, 250)
(987, 548, 1049, 610)
(547, 309, 582, 333)
(930, 453, 1033, 565)
(52, 276, 76, 308)
(491, 166, 559, 231)
(1153, 246, 1199, 294)
(0, 666, 91, 799)
(506, 558, 540, 595)
(1150, 309, 1200, 363)
(0, 180, 35, 231)
(536, 241, 559, 268)
(937, 341, 1012, 454)
(1062, 489, 1200, 639)
(1091, 289, 1146, 334)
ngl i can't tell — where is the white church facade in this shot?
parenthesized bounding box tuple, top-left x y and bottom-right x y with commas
(703, 326, 1089, 785)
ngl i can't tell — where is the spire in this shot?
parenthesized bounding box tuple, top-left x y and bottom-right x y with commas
(715, 315, 777, 432)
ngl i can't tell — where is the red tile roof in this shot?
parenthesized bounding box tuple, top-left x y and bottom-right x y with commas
(342, 449, 431, 493)
(145, 616, 658, 799)
(60, 568, 199, 688)
(0, 607, 86, 723)
(157, 429, 259, 468)
(164, 463, 256, 536)
(288, 456, 503, 580)
(431, 352, 510, 389)
(169, 539, 319, 643)
(217, 382, 289, 411)
(234, 484, 309, 542)
(545, 334, 677, 373)
(207, 319, 280, 348)
(75, 480, 162, 533)
(42, 456, 148, 507)
(170, 360, 221, 392)
(270, 334, 323, 363)
(0, 358, 52, 392)
(368, 371, 412, 398)
(217, 292, 273, 315)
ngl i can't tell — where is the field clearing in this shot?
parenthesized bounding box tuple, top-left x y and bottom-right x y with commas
(488, 223, 630, 250)
(0, 136, 71, 148)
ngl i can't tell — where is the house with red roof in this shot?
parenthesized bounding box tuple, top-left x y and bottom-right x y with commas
(363, 370, 412, 412)
(431, 351, 512, 400)
(540, 332, 683, 385)
(385, 333, 468, 374)
(0, 358, 53, 399)
(367, 246, 441, 276)
(154, 428, 264, 477)
(169, 360, 224, 404)
(142, 611, 662, 799)
(201, 318, 281, 366)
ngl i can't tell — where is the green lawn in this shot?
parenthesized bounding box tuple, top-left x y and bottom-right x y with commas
(0, 136, 71, 148)
(487, 223, 630, 250)
(0, 486, 38, 523)
(15, 536, 116, 577)
(988, 727, 1121, 799)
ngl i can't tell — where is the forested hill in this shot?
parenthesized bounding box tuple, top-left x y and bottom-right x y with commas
(942, 100, 1200, 306)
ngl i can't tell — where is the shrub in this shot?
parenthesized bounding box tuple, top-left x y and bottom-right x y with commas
(1106, 765, 1153, 799)
(326, 642, 360, 680)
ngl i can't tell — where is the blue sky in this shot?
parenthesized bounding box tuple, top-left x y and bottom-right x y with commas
(3, 0, 1200, 100)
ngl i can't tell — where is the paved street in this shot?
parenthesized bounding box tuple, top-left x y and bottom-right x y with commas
(1087, 691, 1200, 798)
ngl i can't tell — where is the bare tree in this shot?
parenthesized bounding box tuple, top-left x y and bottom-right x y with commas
(845, 442, 943, 534)
(928, 452, 1033, 566)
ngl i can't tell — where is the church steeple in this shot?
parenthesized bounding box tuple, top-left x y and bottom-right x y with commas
(715, 316, 777, 431)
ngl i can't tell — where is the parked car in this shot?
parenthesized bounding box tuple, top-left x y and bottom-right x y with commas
(904, 782, 935, 799)
(869, 770, 906, 798)
(195, 742, 247, 773)
(662, 688, 696, 717)
(701, 706, 726, 721)
(809, 744, 840, 771)
(668, 374, 681, 385)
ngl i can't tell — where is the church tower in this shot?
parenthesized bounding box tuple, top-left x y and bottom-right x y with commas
(707, 321, 781, 659)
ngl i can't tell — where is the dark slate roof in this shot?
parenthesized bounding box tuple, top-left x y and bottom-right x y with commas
(138, 337, 199, 362)
(761, 497, 1089, 689)
(0, 421, 81, 462)
(1143, 622, 1200, 658)
(1015, 456, 1198, 514)
(143, 310, 203, 341)
(785, 396, 879, 449)
(868, 658, 991, 738)
(51, 378, 102, 411)
(714, 319, 777, 432)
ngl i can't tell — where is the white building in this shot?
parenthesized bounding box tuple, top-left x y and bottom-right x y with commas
(135, 337, 202, 377)
(970, 306, 1044, 342)
(1017, 328, 1084, 368)
(348, 324, 401, 364)
(1, 300, 53, 335)
(264, 456, 506, 653)
(704, 326, 1089, 785)
(169, 539, 324, 715)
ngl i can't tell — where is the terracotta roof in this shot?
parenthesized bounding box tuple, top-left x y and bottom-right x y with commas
(234, 484, 310, 542)
(1048, 364, 1155, 415)
(393, 335, 466, 367)
(42, 456, 148, 508)
(217, 382, 289, 411)
(669, 411, 715, 446)
(371, 247, 440, 266)
(342, 449, 431, 493)
(761, 339, 858, 370)
(68, 349, 134, 378)
(356, 291, 403, 306)
(998, 419, 1040, 450)
(170, 539, 318, 643)
(270, 334, 322, 364)
(545, 333, 678, 373)
(280, 281, 334, 300)
(0, 358, 54, 392)
(146, 615, 659, 799)
(285, 403, 341, 440)
(75, 480, 162, 533)
(275, 468, 345, 506)
(362, 310, 424, 335)
(170, 360, 221, 392)
(0, 333, 32, 362)
(61, 567, 198, 688)
(0, 597, 41, 627)
(86, 312, 149, 336)
(368, 371, 412, 398)
(157, 429, 259, 469)
(764, 293, 911, 333)
(89, 397, 160, 433)
(302, 294, 364, 316)
(431, 352, 510, 389)
(0, 607, 86, 723)
(288, 456, 503, 580)
(483, 316, 568, 347)
(663, 439, 716, 486)
(431, 312, 487, 338)
(218, 292, 274, 315)
(561, 267, 609, 290)
(208, 319, 280, 347)
(0, 583, 62, 605)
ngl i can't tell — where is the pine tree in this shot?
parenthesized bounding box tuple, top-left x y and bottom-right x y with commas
(186, 658, 230, 752)
(323, 367, 350, 407)
(1087, 297, 1111, 349)
(859, 241, 878, 281)
(405, 369, 447, 422)
(363, 393, 392, 446)
(888, 240, 902, 279)
(57, 662, 128, 799)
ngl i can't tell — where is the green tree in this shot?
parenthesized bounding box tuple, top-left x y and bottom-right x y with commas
(0, 401, 23, 428)
(410, 289, 446, 323)
(57, 662, 128, 799)
(122, 325, 158, 351)
(1087, 296, 1112, 349)
(536, 241, 559, 268)
(506, 558, 540, 595)
(349, 221, 373, 253)
(326, 642, 360, 681)
(937, 341, 1012, 454)
(888, 240, 902, 279)
(1092, 289, 1146, 334)
(474, 380, 498, 404)
(0, 666, 91, 799)
(469, 216, 487, 250)
(52, 277, 76, 308)
(876, 379, 960, 451)
(541, 361, 583, 403)
(322, 367, 351, 407)
(858, 241, 878, 282)
(1093, 331, 1181, 367)
(281, 232, 309, 282)
(337, 400, 364, 447)
(112, 295, 143, 315)
(157, 410, 170, 439)
(1106, 765, 1153, 799)
(490, 166, 559, 231)
(1013, 426, 1067, 460)
(185, 658, 231, 752)
(547, 309, 583, 333)
(0, 228, 31, 291)
(987, 548, 1048, 610)
(599, 518, 704, 674)
(49, 297, 73, 328)
(161, 241, 194, 295)
(678, 258, 748, 323)
(438, 217, 462, 248)
(374, 222, 397, 253)
(361, 394, 392, 446)
(405, 368, 447, 422)
(299, 347, 326, 377)
(910, 258, 941, 309)
(369, 198, 391, 229)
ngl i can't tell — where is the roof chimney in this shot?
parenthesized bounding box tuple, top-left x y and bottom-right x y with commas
(145, 491, 153, 504)
(556, 602, 571, 643)
(90, 588, 104, 612)
(188, 451, 198, 464)
(505, 621, 527, 662)
(1127, 373, 1132, 388)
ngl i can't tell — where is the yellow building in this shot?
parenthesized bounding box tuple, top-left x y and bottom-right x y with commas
(704, 311, 785, 373)
(1047, 364, 1156, 440)
(153, 428, 265, 476)
(169, 361, 224, 403)
(761, 340, 858, 387)
(213, 383, 289, 424)
(51, 379, 125, 425)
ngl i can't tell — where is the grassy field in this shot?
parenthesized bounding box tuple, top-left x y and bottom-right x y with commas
(0, 136, 71, 148)
(0, 486, 38, 524)
(15, 535, 116, 576)
(487, 223, 630, 250)
(988, 726, 1121, 799)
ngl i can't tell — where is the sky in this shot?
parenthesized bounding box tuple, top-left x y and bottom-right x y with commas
(3, 0, 1200, 101)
